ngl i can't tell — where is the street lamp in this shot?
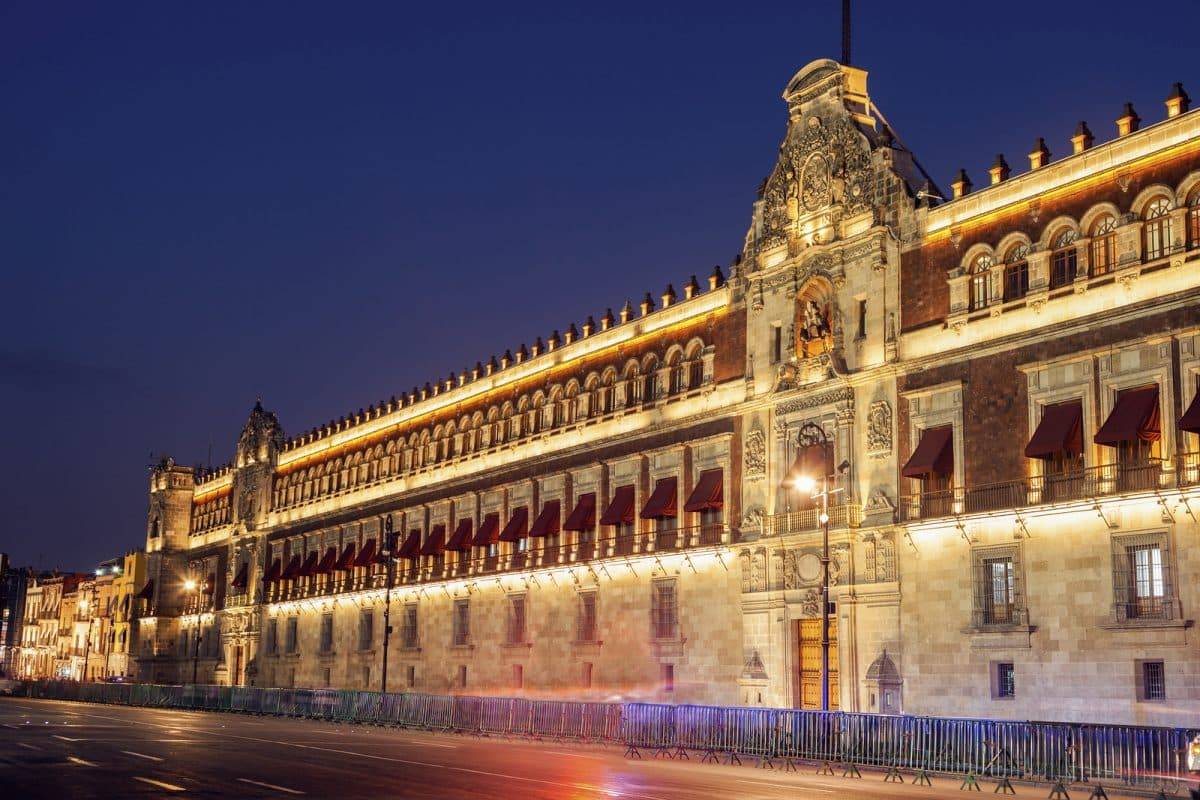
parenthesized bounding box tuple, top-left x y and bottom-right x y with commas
(79, 569, 102, 682)
(790, 422, 848, 713)
(380, 514, 396, 696)
(183, 578, 200, 685)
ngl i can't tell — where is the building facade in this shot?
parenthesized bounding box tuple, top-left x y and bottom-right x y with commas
(0, 555, 29, 677)
(130, 60, 1200, 725)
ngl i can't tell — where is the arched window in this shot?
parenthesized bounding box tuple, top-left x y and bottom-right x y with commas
(1089, 215, 1118, 277)
(600, 375, 614, 414)
(969, 255, 993, 311)
(623, 366, 640, 406)
(642, 357, 659, 402)
(667, 352, 684, 395)
(1143, 197, 1173, 261)
(1002, 244, 1029, 302)
(1050, 230, 1078, 289)
(1189, 191, 1200, 250)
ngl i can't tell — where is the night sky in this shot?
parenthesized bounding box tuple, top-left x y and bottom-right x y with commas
(2, 1, 1196, 570)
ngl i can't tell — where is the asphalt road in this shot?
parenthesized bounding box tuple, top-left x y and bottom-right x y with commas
(0, 697, 1153, 799)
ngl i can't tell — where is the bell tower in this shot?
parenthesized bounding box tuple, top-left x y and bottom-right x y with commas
(231, 400, 284, 531)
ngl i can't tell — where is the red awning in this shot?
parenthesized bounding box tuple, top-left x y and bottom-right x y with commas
(563, 493, 596, 531)
(471, 513, 500, 547)
(398, 529, 422, 560)
(135, 579, 155, 600)
(420, 525, 446, 556)
(202, 573, 216, 594)
(640, 477, 678, 520)
(314, 546, 337, 574)
(599, 486, 635, 526)
(1095, 386, 1161, 445)
(262, 559, 282, 584)
(684, 469, 723, 512)
(529, 501, 561, 538)
(279, 555, 303, 580)
(333, 543, 356, 571)
(445, 519, 474, 552)
(296, 551, 319, 577)
(1182, 390, 1200, 434)
(231, 563, 248, 590)
(1025, 401, 1083, 459)
(901, 426, 954, 479)
(499, 507, 529, 542)
(352, 539, 377, 567)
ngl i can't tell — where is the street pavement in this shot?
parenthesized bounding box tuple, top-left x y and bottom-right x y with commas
(0, 697, 1154, 799)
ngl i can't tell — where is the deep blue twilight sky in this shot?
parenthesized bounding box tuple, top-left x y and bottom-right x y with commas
(1, 1, 1197, 570)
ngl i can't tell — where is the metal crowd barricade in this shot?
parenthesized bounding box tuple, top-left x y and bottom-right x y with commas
(621, 702, 675, 757)
(477, 696, 513, 737)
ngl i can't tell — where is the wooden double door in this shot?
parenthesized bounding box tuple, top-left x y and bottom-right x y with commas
(795, 617, 839, 710)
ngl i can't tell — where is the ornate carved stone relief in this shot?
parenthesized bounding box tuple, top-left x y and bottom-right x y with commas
(745, 425, 766, 479)
(866, 400, 893, 457)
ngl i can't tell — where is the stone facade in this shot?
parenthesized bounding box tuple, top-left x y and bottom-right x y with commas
(119, 60, 1200, 725)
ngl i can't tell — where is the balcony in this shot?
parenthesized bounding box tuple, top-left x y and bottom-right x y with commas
(764, 503, 862, 537)
(900, 458, 1178, 522)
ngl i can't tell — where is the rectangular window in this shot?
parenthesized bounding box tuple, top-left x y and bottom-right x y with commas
(322, 667, 331, 688)
(770, 323, 782, 364)
(576, 592, 597, 643)
(1139, 660, 1166, 701)
(993, 662, 1015, 699)
(507, 595, 527, 645)
(285, 617, 298, 654)
(266, 618, 278, 655)
(661, 663, 674, 693)
(458, 665, 468, 688)
(358, 609, 373, 651)
(971, 548, 1024, 628)
(581, 662, 593, 689)
(453, 599, 470, 646)
(1113, 533, 1174, 622)
(857, 298, 867, 339)
(651, 581, 678, 640)
(362, 666, 370, 687)
(402, 605, 418, 649)
(513, 664, 523, 689)
(407, 665, 416, 688)
(320, 613, 333, 654)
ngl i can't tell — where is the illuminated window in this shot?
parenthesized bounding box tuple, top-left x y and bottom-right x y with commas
(1090, 215, 1118, 276)
(1143, 197, 1173, 261)
(1002, 244, 1029, 302)
(1189, 192, 1200, 249)
(969, 255, 993, 311)
(651, 580, 678, 640)
(1049, 230, 1078, 289)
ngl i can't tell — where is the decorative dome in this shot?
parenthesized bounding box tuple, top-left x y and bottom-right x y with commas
(865, 649, 901, 683)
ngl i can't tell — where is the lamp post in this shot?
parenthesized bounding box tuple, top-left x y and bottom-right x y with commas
(183, 578, 200, 684)
(791, 422, 847, 713)
(380, 514, 396, 696)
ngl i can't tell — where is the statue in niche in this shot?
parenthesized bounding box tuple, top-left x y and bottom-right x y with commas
(799, 300, 832, 358)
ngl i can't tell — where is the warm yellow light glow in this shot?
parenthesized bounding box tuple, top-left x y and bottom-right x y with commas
(78, 599, 89, 611)
(793, 475, 816, 494)
(183, 579, 197, 592)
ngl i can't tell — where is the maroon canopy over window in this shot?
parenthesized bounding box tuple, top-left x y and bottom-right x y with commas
(279, 555, 303, 580)
(1095, 386, 1161, 445)
(352, 539, 377, 567)
(529, 501, 561, 538)
(640, 477, 678, 519)
(1182, 389, 1200, 434)
(1025, 400, 1084, 459)
(420, 525, 446, 556)
(471, 513, 500, 547)
(231, 563, 248, 590)
(499, 507, 529, 542)
(333, 543, 356, 571)
(135, 579, 155, 600)
(563, 493, 596, 532)
(398, 529, 422, 560)
(684, 469, 723, 512)
(314, 546, 337, 574)
(296, 551, 319, 578)
(901, 426, 954, 479)
(261, 559, 281, 584)
(599, 486, 635, 526)
(445, 519, 474, 552)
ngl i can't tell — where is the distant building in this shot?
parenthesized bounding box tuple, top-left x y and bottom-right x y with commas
(108, 550, 147, 679)
(0, 554, 30, 677)
(128, 60, 1200, 725)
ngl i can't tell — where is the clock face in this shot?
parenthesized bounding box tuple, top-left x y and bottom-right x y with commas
(797, 552, 822, 583)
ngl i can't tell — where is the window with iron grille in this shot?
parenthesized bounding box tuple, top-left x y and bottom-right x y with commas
(971, 546, 1026, 628)
(651, 580, 678, 640)
(1138, 660, 1166, 701)
(1050, 231, 1078, 288)
(1112, 533, 1174, 622)
(402, 605, 418, 649)
(452, 599, 470, 646)
(265, 618, 278, 655)
(358, 609, 373, 650)
(1143, 198, 1173, 260)
(285, 617, 298, 654)
(319, 613, 334, 654)
(576, 592, 597, 643)
(992, 662, 1015, 699)
(506, 595, 527, 645)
